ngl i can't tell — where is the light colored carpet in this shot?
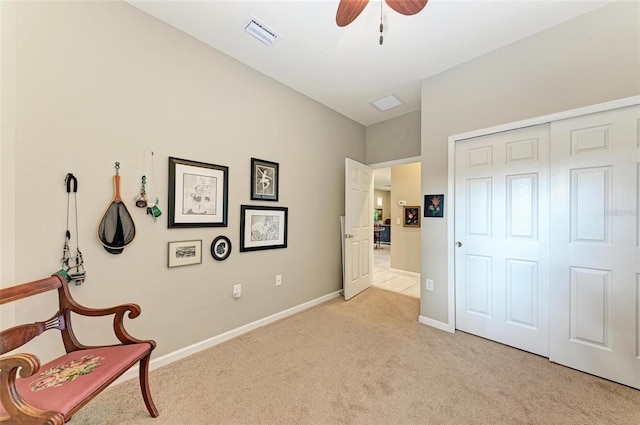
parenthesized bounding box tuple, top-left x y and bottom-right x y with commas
(72, 287, 640, 425)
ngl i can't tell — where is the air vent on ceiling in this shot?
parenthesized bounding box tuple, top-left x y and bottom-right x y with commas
(245, 17, 280, 46)
(370, 94, 405, 112)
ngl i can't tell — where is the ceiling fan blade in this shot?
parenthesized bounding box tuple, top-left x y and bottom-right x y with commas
(385, 0, 428, 16)
(336, 0, 370, 27)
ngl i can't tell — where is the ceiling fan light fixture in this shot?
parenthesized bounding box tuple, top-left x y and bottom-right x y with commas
(245, 17, 280, 46)
(370, 94, 405, 112)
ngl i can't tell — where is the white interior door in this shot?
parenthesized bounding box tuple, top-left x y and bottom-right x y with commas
(549, 105, 640, 389)
(455, 125, 550, 357)
(344, 158, 373, 300)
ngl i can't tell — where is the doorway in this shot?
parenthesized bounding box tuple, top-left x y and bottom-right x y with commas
(371, 161, 421, 298)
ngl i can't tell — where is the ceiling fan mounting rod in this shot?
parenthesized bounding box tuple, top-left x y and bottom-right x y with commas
(379, 0, 384, 45)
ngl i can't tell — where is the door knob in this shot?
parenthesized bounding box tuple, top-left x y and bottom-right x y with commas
(456, 241, 463, 247)
(345, 234, 354, 239)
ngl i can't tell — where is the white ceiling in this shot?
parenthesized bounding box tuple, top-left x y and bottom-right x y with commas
(127, 0, 613, 127)
(374, 167, 392, 191)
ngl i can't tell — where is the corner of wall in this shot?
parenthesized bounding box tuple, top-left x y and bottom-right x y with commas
(0, 1, 17, 328)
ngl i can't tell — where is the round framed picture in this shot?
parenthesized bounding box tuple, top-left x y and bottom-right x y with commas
(210, 236, 232, 261)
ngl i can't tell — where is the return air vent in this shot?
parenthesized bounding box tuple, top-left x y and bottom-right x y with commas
(245, 17, 280, 46)
(370, 94, 405, 112)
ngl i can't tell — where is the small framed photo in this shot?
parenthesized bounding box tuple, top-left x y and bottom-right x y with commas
(168, 157, 228, 228)
(210, 235, 232, 261)
(240, 205, 288, 252)
(403, 206, 421, 227)
(168, 240, 202, 268)
(424, 194, 444, 218)
(251, 158, 279, 201)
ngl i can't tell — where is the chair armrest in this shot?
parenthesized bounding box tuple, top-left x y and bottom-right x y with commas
(65, 302, 146, 346)
(55, 274, 153, 350)
(0, 353, 65, 424)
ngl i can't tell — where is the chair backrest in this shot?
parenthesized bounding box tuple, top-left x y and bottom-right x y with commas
(0, 275, 68, 355)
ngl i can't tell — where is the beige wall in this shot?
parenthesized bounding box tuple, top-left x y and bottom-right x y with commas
(0, 1, 365, 361)
(366, 110, 420, 164)
(390, 163, 421, 273)
(367, 110, 421, 274)
(374, 189, 390, 223)
(0, 2, 17, 330)
(420, 1, 640, 324)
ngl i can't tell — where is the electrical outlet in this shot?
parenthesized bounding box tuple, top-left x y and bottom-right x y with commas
(233, 284, 242, 298)
(276, 274, 282, 286)
(425, 279, 434, 291)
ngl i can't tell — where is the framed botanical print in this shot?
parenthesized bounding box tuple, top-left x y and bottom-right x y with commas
(168, 157, 228, 228)
(251, 158, 279, 201)
(403, 206, 421, 227)
(424, 194, 444, 218)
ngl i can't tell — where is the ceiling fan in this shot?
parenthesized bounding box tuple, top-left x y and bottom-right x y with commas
(336, 0, 428, 27)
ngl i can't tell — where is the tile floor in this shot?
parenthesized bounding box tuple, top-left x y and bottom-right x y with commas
(373, 245, 420, 298)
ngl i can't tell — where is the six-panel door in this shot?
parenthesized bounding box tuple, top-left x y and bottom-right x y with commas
(455, 125, 551, 357)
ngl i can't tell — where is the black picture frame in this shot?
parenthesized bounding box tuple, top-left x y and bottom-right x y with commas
(240, 205, 288, 252)
(250, 158, 279, 201)
(168, 157, 228, 228)
(210, 235, 232, 261)
(424, 194, 444, 218)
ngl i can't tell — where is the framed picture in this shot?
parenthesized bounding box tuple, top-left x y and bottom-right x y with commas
(375, 208, 383, 222)
(210, 235, 232, 261)
(403, 206, 421, 227)
(240, 205, 288, 252)
(251, 158, 279, 201)
(168, 240, 202, 268)
(168, 157, 228, 228)
(424, 194, 444, 218)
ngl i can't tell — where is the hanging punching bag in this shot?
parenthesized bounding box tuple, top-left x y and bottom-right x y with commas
(97, 162, 136, 254)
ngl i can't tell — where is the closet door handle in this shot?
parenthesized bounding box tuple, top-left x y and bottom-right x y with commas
(456, 241, 463, 247)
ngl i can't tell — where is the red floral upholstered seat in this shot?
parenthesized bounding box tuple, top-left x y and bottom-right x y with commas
(0, 344, 151, 417)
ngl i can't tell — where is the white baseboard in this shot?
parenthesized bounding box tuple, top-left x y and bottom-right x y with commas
(418, 315, 455, 333)
(114, 290, 342, 385)
(388, 268, 420, 278)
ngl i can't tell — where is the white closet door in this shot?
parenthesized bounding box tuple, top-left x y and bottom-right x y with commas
(549, 105, 640, 389)
(455, 125, 550, 357)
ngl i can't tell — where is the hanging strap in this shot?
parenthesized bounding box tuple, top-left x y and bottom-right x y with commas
(64, 173, 77, 240)
(65, 173, 77, 193)
(63, 173, 85, 285)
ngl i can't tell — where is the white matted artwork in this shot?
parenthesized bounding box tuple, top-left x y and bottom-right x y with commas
(168, 157, 228, 228)
(168, 240, 202, 267)
(240, 205, 288, 252)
